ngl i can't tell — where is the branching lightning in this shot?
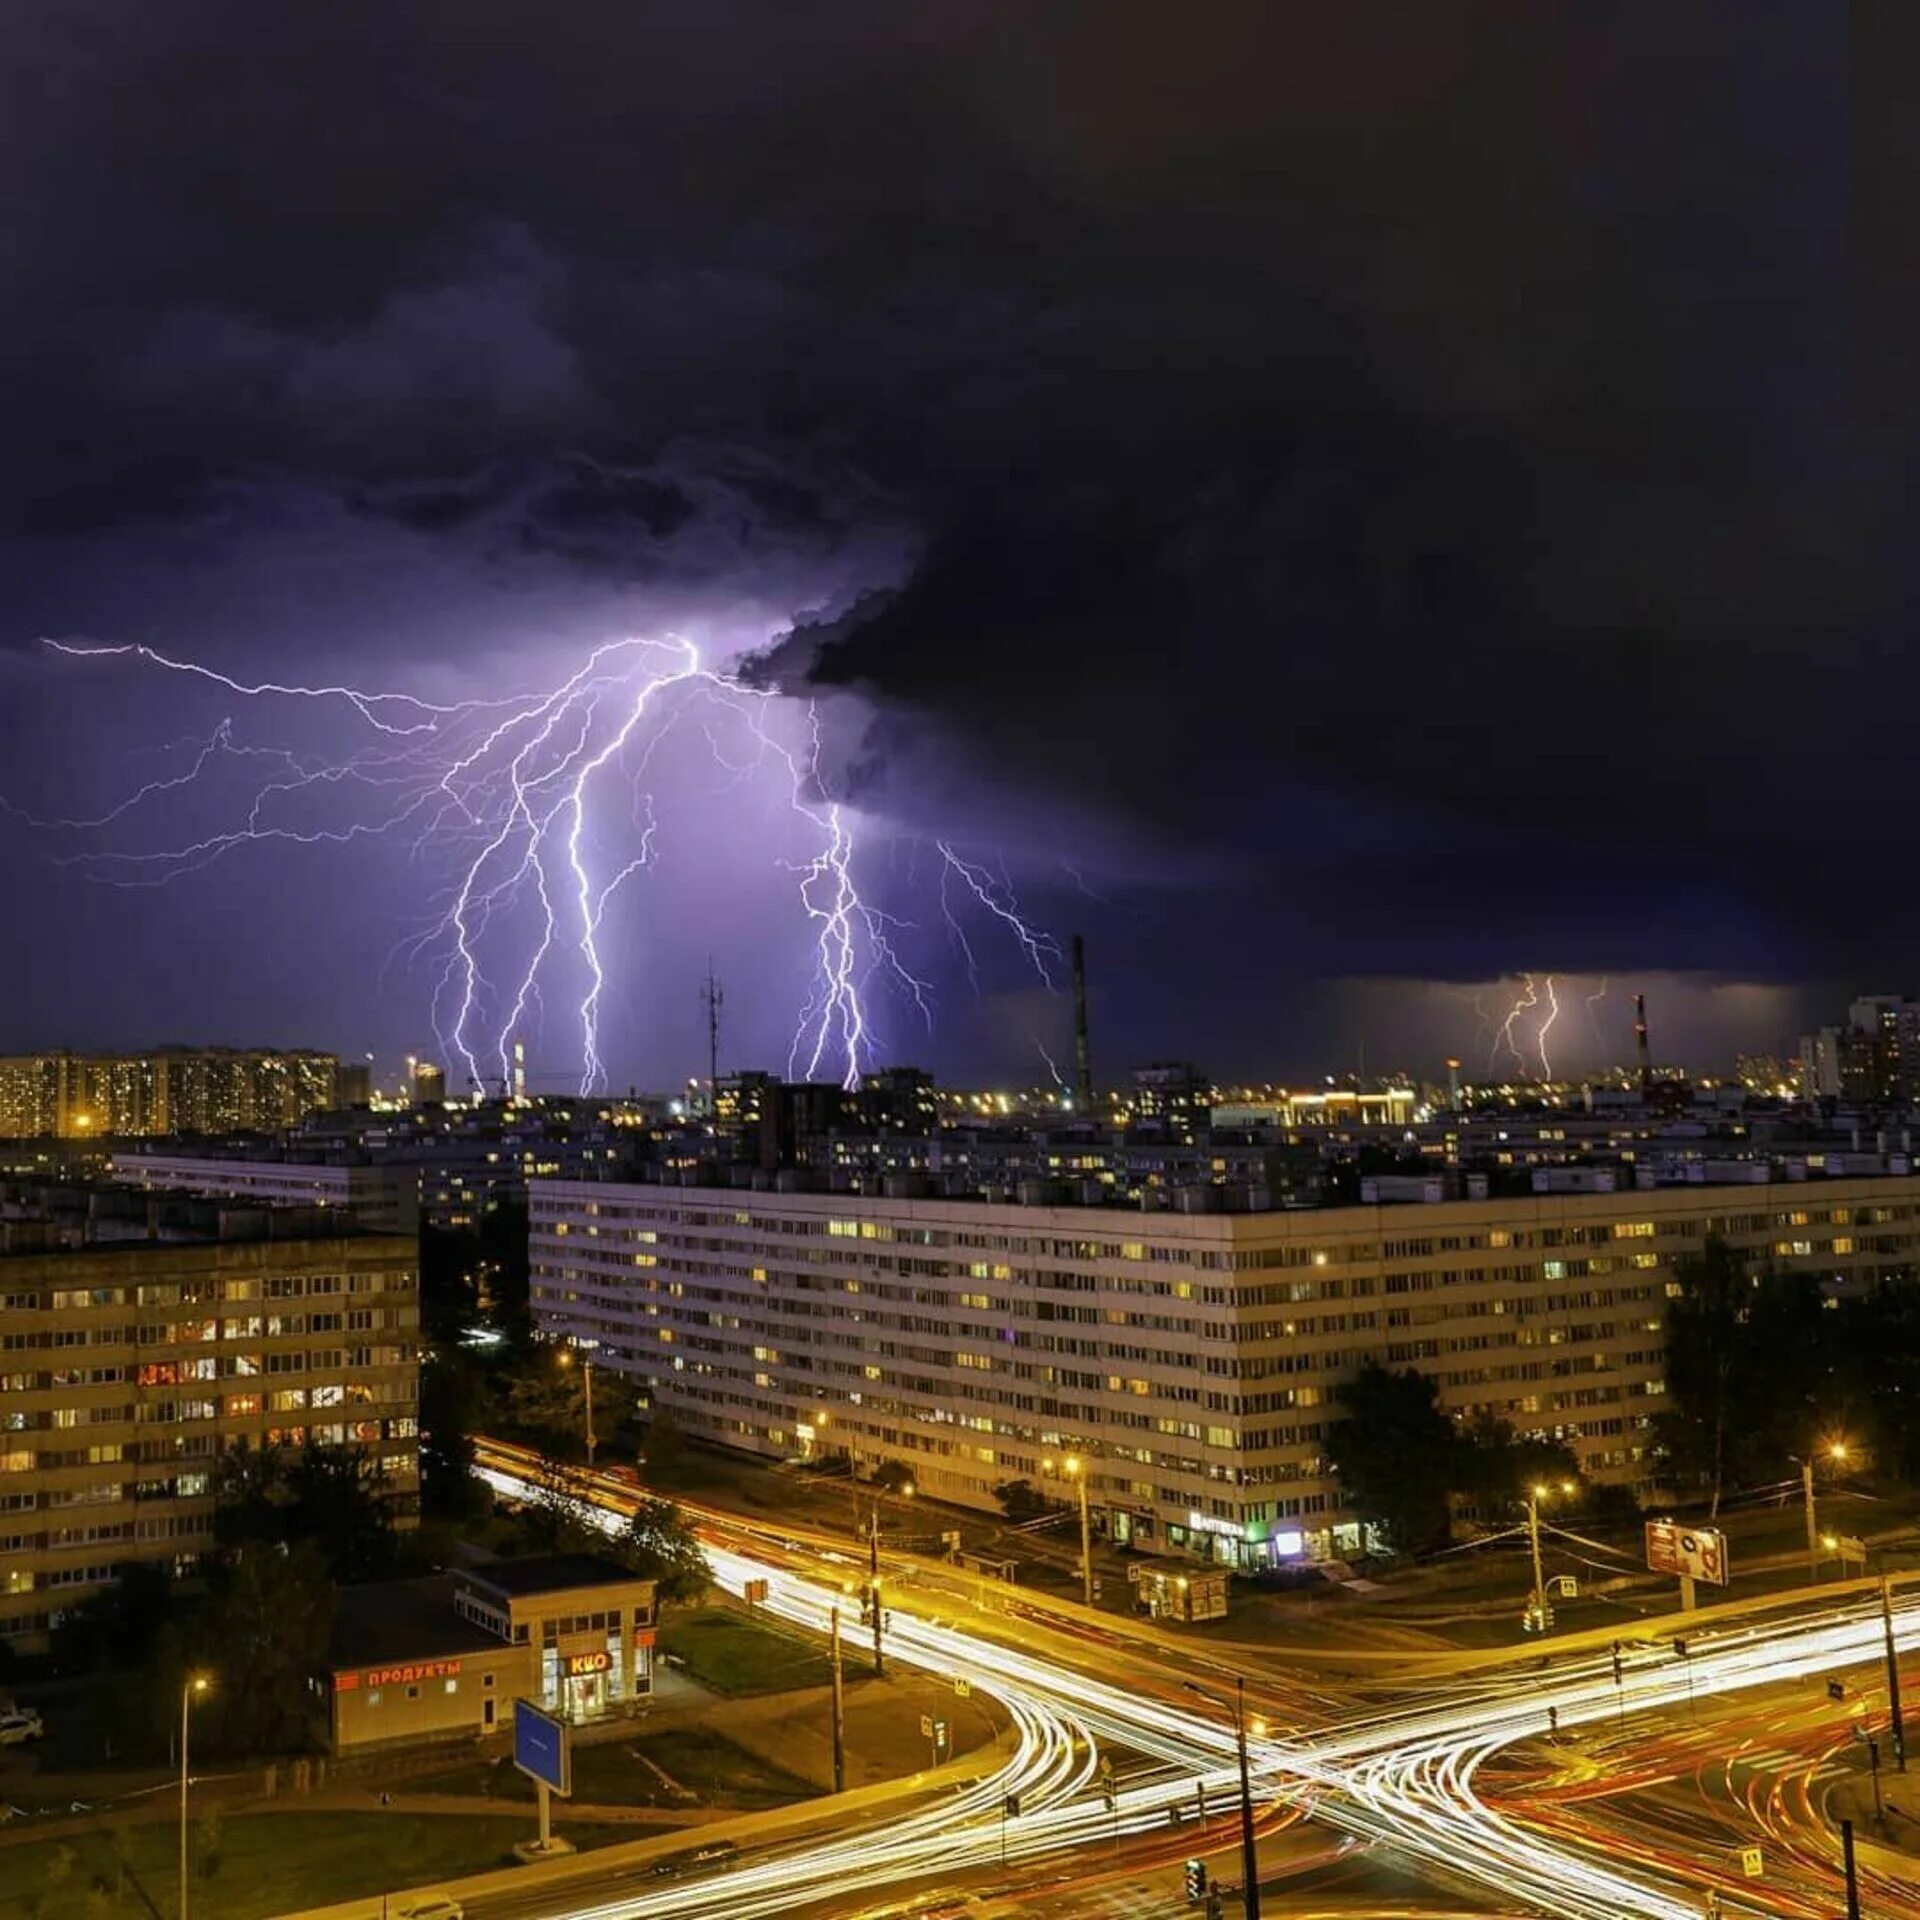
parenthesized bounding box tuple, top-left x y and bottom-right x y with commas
(10, 634, 1063, 1094)
(1487, 972, 1563, 1081)
(936, 842, 1062, 989)
(1492, 974, 1543, 1078)
(1534, 972, 1560, 1079)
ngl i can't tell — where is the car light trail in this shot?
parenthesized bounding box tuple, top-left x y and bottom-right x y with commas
(473, 1447, 1920, 1920)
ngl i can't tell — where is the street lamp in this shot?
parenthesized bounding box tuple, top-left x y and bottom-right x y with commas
(1525, 1481, 1576, 1634)
(557, 1348, 596, 1469)
(1792, 1440, 1849, 1582)
(1063, 1455, 1093, 1609)
(1184, 1676, 1261, 1920)
(179, 1673, 211, 1920)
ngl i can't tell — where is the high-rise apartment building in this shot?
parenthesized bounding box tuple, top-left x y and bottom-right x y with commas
(530, 1172, 1920, 1568)
(0, 1194, 417, 1651)
(0, 1049, 339, 1139)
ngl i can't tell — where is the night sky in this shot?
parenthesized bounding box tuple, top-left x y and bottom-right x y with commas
(0, 3, 1892, 1088)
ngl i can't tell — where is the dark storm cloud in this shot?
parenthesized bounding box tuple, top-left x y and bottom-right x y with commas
(0, 0, 1889, 1074)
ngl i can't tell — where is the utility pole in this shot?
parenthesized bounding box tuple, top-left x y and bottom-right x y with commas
(582, 1356, 596, 1471)
(1066, 1455, 1093, 1608)
(1527, 1487, 1548, 1631)
(1184, 1678, 1260, 1920)
(1840, 1817, 1861, 1920)
(1802, 1455, 1820, 1582)
(1882, 1575, 1907, 1770)
(868, 1506, 885, 1677)
(829, 1606, 846, 1792)
(701, 961, 723, 1115)
(1235, 1673, 1260, 1920)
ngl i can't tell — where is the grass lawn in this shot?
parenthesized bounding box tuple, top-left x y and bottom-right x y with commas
(409, 1728, 815, 1811)
(631, 1730, 815, 1808)
(0, 1811, 630, 1920)
(657, 1606, 839, 1695)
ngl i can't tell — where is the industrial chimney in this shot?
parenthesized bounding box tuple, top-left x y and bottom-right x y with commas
(1634, 993, 1652, 1095)
(1071, 934, 1094, 1109)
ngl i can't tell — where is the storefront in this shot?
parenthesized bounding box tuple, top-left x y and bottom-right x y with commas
(450, 1552, 657, 1719)
(322, 1552, 658, 1754)
(323, 1578, 536, 1753)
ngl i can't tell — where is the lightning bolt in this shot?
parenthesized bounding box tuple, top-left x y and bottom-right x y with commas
(1493, 974, 1543, 1079)
(1583, 975, 1610, 1057)
(936, 842, 1062, 989)
(13, 633, 1023, 1098)
(1535, 973, 1560, 1080)
(1034, 1038, 1067, 1090)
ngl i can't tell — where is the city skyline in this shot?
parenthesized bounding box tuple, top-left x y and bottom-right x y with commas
(0, 7, 1887, 1094)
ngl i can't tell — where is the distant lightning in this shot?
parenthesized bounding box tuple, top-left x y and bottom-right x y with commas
(1034, 1038, 1067, 1090)
(935, 842, 1062, 989)
(12, 633, 1027, 1096)
(1535, 974, 1560, 1080)
(1493, 974, 1543, 1078)
(1584, 975, 1611, 1054)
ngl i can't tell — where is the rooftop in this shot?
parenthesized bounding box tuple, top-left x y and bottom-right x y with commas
(461, 1552, 641, 1598)
(329, 1576, 505, 1669)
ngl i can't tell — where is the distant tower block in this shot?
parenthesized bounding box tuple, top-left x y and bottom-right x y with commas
(1634, 994, 1652, 1094)
(1071, 935, 1094, 1108)
(512, 1037, 527, 1101)
(1446, 1058, 1462, 1110)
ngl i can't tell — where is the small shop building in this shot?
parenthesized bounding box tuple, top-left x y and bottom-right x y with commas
(322, 1552, 657, 1753)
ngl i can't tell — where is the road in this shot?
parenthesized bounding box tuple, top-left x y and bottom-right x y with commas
(453, 1444, 1920, 1920)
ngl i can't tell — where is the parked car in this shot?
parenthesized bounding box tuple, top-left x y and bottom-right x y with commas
(0, 1708, 45, 1747)
(394, 1898, 463, 1920)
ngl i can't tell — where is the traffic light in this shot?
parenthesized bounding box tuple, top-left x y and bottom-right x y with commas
(1828, 1679, 1847, 1702)
(1184, 1858, 1207, 1904)
(1609, 1640, 1624, 1684)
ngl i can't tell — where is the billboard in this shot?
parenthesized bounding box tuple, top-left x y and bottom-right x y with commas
(1645, 1518, 1730, 1587)
(514, 1698, 571, 1796)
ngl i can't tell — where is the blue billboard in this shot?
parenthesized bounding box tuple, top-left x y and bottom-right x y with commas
(513, 1698, 571, 1796)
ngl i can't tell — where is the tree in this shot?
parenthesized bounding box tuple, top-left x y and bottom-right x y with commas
(1454, 1414, 1582, 1518)
(1832, 1280, 1920, 1482)
(505, 1458, 605, 1557)
(420, 1347, 485, 1520)
(1656, 1238, 1834, 1511)
(176, 1542, 336, 1756)
(1324, 1362, 1459, 1555)
(494, 1350, 638, 1462)
(51, 1561, 178, 1678)
(617, 1498, 712, 1607)
(870, 1458, 916, 1494)
(991, 1478, 1056, 1523)
(212, 1439, 398, 1582)
(643, 1408, 685, 1475)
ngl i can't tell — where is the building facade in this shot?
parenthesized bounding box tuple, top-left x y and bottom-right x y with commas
(114, 1155, 422, 1235)
(529, 1172, 1920, 1568)
(0, 1049, 339, 1140)
(0, 1216, 417, 1650)
(323, 1555, 657, 1752)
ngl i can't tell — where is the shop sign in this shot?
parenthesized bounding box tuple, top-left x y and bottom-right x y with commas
(335, 1658, 463, 1693)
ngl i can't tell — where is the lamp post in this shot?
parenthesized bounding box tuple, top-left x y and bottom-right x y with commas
(179, 1673, 210, 1920)
(1792, 1440, 1849, 1582)
(1064, 1455, 1093, 1609)
(1184, 1676, 1260, 1920)
(557, 1348, 596, 1469)
(1525, 1480, 1575, 1632)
